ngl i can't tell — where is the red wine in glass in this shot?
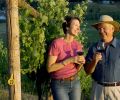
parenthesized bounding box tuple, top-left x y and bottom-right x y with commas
(97, 42, 105, 53)
(77, 51, 84, 56)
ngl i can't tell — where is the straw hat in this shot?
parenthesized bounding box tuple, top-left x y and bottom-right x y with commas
(92, 15, 120, 32)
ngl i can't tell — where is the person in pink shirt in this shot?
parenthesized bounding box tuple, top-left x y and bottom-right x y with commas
(47, 16, 85, 100)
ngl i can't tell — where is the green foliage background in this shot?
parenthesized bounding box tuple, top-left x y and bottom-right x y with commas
(20, 0, 88, 72)
(0, 0, 92, 98)
(19, 0, 91, 97)
(0, 39, 8, 88)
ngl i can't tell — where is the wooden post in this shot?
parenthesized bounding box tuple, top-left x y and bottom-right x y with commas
(6, 0, 21, 100)
(18, 0, 40, 18)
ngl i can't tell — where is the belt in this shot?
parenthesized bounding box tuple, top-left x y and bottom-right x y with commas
(53, 74, 77, 81)
(97, 81, 120, 86)
(62, 75, 77, 81)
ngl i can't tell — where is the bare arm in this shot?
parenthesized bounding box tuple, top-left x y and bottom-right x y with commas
(84, 59, 98, 74)
(47, 55, 74, 73)
(47, 55, 85, 73)
(84, 52, 102, 75)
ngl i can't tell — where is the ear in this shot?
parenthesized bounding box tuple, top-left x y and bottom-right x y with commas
(112, 26, 115, 32)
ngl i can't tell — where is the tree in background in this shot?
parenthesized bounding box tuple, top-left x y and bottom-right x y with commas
(20, 0, 88, 75)
(92, 0, 119, 3)
(0, 0, 6, 10)
(19, 0, 91, 99)
(69, 0, 83, 2)
(0, 39, 8, 88)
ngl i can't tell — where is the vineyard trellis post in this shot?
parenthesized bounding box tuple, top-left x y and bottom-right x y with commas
(6, 0, 39, 99)
(6, 0, 21, 99)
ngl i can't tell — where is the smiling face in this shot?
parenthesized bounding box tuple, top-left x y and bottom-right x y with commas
(97, 23, 114, 43)
(68, 19, 80, 36)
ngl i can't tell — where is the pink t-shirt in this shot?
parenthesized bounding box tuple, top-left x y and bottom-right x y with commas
(49, 38, 83, 79)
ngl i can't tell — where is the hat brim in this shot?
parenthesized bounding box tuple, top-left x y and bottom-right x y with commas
(92, 21, 120, 33)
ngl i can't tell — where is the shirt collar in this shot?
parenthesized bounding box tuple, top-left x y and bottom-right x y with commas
(99, 37, 117, 48)
(110, 37, 117, 48)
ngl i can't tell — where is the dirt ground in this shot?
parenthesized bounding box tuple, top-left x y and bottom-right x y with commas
(0, 89, 38, 100)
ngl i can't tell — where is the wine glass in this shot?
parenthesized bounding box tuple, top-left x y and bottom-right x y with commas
(97, 42, 105, 53)
(77, 51, 84, 56)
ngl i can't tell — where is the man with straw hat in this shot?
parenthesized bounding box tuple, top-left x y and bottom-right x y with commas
(84, 15, 120, 100)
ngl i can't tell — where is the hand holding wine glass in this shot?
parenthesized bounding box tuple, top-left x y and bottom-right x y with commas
(74, 51, 85, 64)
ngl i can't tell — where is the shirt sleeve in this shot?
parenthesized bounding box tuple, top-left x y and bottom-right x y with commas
(49, 40, 60, 56)
(86, 45, 95, 63)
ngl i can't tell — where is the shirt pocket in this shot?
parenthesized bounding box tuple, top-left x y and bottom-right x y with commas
(109, 53, 120, 66)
